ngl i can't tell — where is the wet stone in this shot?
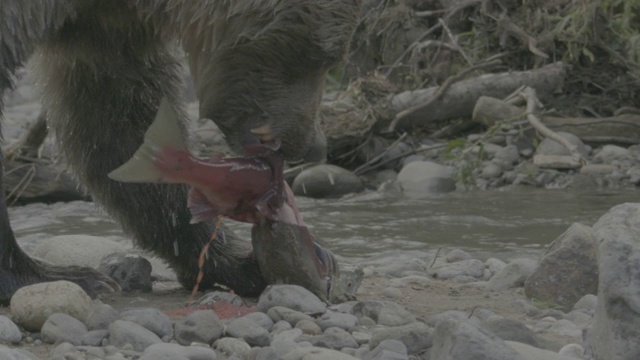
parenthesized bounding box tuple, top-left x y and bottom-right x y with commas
(306, 327, 359, 350)
(174, 310, 224, 346)
(86, 301, 121, 331)
(315, 310, 358, 331)
(369, 322, 432, 355)
(0, 315, 22, 343)
(97, 253, 153, 292)
(120, 307, 173, 340)
(108, 319, 162, 352)
(267, 307, 314, 326)
(295, 320, 322, 335)
(41, 313, 88, 345)
(225, 315, 272, 347)
(213, 337, 251, 359)
(10, 280, 92, 332)
(258, 285, 327, 314)
(352, 301, 415, 327)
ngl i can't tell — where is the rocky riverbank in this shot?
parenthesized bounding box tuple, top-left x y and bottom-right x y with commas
(2, 202, 640, 359)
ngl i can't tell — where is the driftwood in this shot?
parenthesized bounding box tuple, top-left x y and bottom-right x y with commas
(378, 61, 565, 131)
(473, 96, 640, 145)
(3, 158, 86, 204)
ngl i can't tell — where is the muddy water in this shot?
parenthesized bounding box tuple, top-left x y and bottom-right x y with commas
(9, 188, 640, 262)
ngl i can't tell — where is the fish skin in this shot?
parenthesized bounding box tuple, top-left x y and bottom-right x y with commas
(108, 99, 300, 225)
(251, 220, 362, 303)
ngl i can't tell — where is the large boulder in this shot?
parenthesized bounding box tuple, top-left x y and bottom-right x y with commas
(586, 203, 640, 360)
(524, 223, 598, 310)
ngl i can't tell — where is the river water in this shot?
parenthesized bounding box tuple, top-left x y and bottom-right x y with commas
(9, 187, 640, 263)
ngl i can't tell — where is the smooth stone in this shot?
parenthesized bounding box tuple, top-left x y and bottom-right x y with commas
(558, 343, 585, 358)
(507, 341, 577, 360)
(282, 346, 359, 360)
(306, 327, 358, 350)
(295, 320, 322, 335)
(139, 343, 217, 360)
(428, 259, 484, 280)
(97, 253, 153, 292)
(108, 320, 162, 352)
(242, 312, 274, 332)
(573, 294, 598, 313)
(431, 320, 523, 360)
(481, 317, 540, 347)
(267, 307, 314, 327)
(494, 144, 521, 167)
(481, 162, 503, 179)
(292, 164, 364, 198)
(0, 315, 22, 343)
(426, 310, 479, 327)
(225, 316, 272, 347)
(0, 345, 38, 360)
(120, 307, 173, 339)
(445, 249, 473, 263)
(524, 223, 598, 310)
(174, 310, 224, 346)
(395, 161, 456, 196)
(213, 337, 251, 359)
(258, 285, 326, 314)
(358, 339, 409, 360)
(485, 258, 507, 276)
(10, 280, 92, 332)
(369, 322, 432, 355)
(315, 310, 358, 331)
(81, 329, 110, 346)
(351, 301, 415, 326)
(85, 301, 121, 330)
(33, 235, 127, 268)
(486, 258, 538, 291)
(593, 145, 629, 164)
(41, 313, 88, 345)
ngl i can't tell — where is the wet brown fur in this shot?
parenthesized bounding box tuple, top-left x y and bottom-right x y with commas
(0, 0, 359, 301)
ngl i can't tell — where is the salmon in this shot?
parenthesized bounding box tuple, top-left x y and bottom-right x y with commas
(108, 99, 361, 302)
(108, 99, 303, 225)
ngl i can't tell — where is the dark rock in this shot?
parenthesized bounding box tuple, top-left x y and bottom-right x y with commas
(292, 164, 364, 198)
(97, 253, 153, 292)
(524, 223, 598, 310)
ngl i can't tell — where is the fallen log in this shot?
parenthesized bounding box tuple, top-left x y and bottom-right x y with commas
(379, 61, 565, 131)
(473, 96, 640, 145)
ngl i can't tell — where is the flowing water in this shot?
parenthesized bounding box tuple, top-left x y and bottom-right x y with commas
(9, 188, 640, 262)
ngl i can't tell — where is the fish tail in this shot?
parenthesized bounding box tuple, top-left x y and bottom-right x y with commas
(108, 98, 188, 183)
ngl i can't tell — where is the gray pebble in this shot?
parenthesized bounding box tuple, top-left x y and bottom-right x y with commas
(295, 320, 322, 335)
(140, 343, 218, 360)
(370, 322, 432, 354)
(0, 315, 22, 343)
(120, 307, 173, 339)
(258, 285, 326, 314)
(81, 329, 110, 346)
(445, 249, 473, 263)
(267, 307, 313, 326)
(360, 339, 409, 360)
(306, 327, 358, 350)
(315, 310, 358, 331)
(98, 253, 153, 292)
(174, 310, 224, 346)
(86, 301, 121, 330)
(428, 259, 485, 280)
(213, 337, 251, 359)
(108, 319, 162, 352)
(271, 320, 293, 334)
(0, 344, 39, 360)
(41, 313, 88, 345)
(352, 301, 415, 326)
(225, 316, 272, 347)
(572, 294, 597, 313)
(242, 312, 275, 332)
